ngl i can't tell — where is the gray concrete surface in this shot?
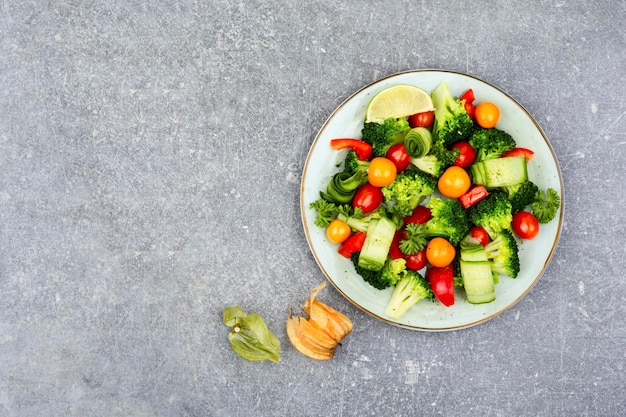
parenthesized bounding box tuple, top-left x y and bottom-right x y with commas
(1, 1, 624, 416)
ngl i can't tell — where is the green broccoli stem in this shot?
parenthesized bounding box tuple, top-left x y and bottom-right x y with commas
(384, 271, 433, 319)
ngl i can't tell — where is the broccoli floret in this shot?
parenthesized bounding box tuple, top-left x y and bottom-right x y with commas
(431, 81, 475, 148)
(351, 252, 384, 289)
(430, 139, 461, 167)
(385, 270, 434, 319)
(409, 141, 460, 178)
(361, 117, 410, 157)
(422, 197, 470, 246)
(381, 169, 437, 219)
(343, 150, 370, 176)
(468, 128, 516, 162)
(350, 252, 402, 290)
(380, 258, 408, 288)
(502, 180, 539, 213)
(531, 188, 561, 224)
(484, 229, 520, 278)
(468, 191, 513, 239)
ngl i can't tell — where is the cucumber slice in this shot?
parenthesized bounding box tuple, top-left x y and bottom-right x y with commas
(471, 156, 528, 188)
(460, 260, 496, 304)
(460, 241, 488, 262)
(358, 217, 397, 271)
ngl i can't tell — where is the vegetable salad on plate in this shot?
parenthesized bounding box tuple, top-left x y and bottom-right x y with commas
(309, 81, 560, 320)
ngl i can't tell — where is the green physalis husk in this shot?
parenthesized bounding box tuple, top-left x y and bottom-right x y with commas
(223, 306, 281, 363)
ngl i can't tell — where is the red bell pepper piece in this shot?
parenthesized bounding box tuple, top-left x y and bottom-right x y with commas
(330, 138, 373, 161)
(460, 89, 476, 121)
(458, 185, 489, 209)
(460, 88, 475, 103)
(337, 231, 366, 258)
(501, 147, 534, 162)
(388, 231, 406, 260)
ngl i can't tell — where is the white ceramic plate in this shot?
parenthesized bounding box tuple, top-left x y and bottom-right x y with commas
(300, 70, 563, 331)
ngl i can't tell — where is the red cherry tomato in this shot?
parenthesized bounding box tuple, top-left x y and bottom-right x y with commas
(469, 226, 490, 247)
(403, 205, 433, 225)
(408, 111, 435, 128)
(511, 211, 540, 239)
(426, 265, 455, 307)
(352, 183, 383, 214)
(501, 147, 535, 162)
(406, 249, 427, 271)
(451, 141, 476, 168)
(385, 143, 411, 172)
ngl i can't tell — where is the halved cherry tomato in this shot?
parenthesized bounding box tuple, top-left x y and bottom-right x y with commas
(326, 219, 351, 244)
(403, 205, 433, 225)
(460, 89, 476, 122)
(426, 265, 455, 307)
(474, 102, 501, 128)
(352, 183, 383, 213)
(406, 249, 427, 271)
(469, 226, 490, 247)
(438, 166, 471, 199)
(389, 231, 406, 260)
(511, 211, 539, 239)
(501, 147, 534, 162)
(385, 143, 411, 172)
(451, 141, 476, 168)
(408, 110, 435, 128)
(338, 231, 366, 258)
(426, 237, 456, 268)
(368, 157, 397, 187)
(458, 185, 489, 209)
(330, 138, 373, 160)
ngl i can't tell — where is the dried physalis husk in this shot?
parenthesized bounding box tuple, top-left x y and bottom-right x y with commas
(223, 306, 280, 363)
(286, 282, 353, 360)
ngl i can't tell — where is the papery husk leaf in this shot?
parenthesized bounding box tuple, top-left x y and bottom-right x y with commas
(304, 299, 353, 343)
(223, 306, 280, 362)
(223, 305, 246, 327)
(286, 282, 353, 360)
(286, 315, 336, 360)
(303, 281, 353, 343)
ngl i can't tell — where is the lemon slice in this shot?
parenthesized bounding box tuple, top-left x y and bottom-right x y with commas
(365, 84, 435, 123)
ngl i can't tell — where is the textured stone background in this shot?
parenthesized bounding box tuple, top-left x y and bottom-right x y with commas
(1, 1, 624, 416)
